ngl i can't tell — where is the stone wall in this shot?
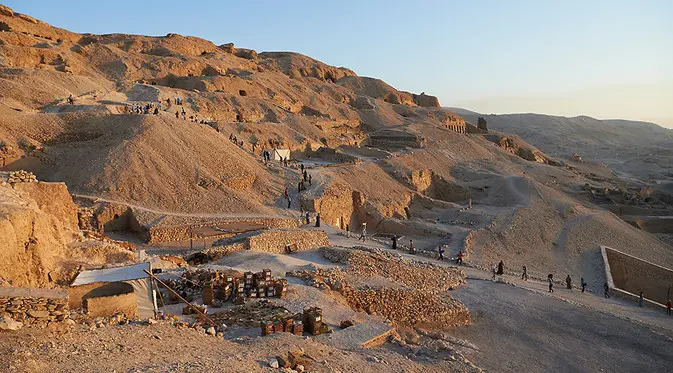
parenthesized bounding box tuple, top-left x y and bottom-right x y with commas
(602, 246, 673, 306)
(146, 217, 298, 243)
(0, 287, 70, 327)
(247, 229, 330, 254)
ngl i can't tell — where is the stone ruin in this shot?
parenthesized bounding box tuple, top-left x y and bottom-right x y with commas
(477, 117, 488, 131)
(287, 247, 471, 329)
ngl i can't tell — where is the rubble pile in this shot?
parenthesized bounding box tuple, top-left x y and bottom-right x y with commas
(7, 170, 37, 183)
(161, 268, 288, 307)
(77, 207, 100, 231)
(323, 247, 465, 293)
(210, 299, 289, 328)
(287, 249, 471, 328)
(339, 286, 471, 328)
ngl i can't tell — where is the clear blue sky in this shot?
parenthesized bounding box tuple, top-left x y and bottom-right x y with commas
(5, 0, 673, 127)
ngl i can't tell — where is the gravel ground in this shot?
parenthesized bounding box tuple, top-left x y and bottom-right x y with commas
(450, 279, 673, 373)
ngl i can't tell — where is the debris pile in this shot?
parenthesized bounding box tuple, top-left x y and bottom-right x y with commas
(7, 170, 37, 183)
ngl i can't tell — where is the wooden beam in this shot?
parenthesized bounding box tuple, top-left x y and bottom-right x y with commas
(143, 269, 217, 326)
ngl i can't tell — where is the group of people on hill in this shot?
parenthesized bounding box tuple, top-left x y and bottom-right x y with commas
(228, 133, 244, 149)
(129, 102, 161, 115)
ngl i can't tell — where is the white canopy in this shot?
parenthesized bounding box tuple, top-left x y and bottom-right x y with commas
(71, 263, 150, 286)
(272, 148, 291, 161)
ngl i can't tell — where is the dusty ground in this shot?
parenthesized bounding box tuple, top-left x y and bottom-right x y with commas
(0, 323, 477, 373)
(450, 279, 673, 373)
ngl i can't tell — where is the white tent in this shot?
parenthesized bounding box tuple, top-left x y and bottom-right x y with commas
(71, 263, 157, 319)
(272, 148, 291, 161)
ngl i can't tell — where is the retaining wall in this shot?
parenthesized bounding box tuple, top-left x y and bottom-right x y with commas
(601, 246, 673, 306)
(0, 287, 70, 327)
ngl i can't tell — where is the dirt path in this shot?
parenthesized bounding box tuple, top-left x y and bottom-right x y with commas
(450, 280, 673, 373)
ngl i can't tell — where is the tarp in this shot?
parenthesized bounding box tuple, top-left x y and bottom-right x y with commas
(71, 263, 156, 318)
(272, 148, 291, 161)
(71, 263, 150, 285)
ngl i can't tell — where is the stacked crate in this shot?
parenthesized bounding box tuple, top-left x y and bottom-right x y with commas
(202, 283, 214, 306)
(303, 307, 323, 335)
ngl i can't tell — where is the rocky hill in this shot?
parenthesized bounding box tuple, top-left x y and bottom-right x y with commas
(0, 3, 672, 289)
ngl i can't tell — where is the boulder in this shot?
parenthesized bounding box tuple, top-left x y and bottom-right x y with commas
(0, 315, 23, 331)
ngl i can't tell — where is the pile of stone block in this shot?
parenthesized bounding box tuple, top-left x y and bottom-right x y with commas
(7, 170, 37, 183)
(0, 287, 70, 328)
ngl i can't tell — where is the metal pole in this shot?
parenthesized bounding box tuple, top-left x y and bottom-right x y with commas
(143, 269, 217, 326)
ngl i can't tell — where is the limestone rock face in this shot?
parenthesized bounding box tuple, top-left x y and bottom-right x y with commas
(412, 92, 440, 108)
(0, 182, 71, 287)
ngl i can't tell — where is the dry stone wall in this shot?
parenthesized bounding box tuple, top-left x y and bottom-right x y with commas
(0, 287, 70, 327)
(247, 229, 329, 254)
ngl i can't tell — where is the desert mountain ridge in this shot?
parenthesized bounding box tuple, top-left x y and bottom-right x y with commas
(1, 4, 673, 373)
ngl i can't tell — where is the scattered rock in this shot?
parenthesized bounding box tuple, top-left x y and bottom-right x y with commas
(206, 326, 216, 336)
(0, 315, 23, 331)
(268, 358, 280, 369)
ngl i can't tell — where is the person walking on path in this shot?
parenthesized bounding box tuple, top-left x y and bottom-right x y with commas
(492, 264, 497, 280)
(303, 170, 308, 182)
(284, 188, 289, 198)
(438, 246, 445, 261)
(315, 213, 321, 227)
(548, 274, 554, 293)
(287, 195, 292, 208)
(409, 239, 416, 254)
(521, 266, 528, 281)
(300, 163, 304, 172)
(667, 300, 672, 316)
(346, 224, 350, 238)
(455, 251, 463, 265)
(566, 275, 572, 290)
(639, 291, 644, 307)
(391, 235, 397, 250)
(359, 225, 367, 242)
(581, 278, 587, 293)
(496, 261, 504, 276)
(308, 174, 312, 186)
(603, 282, 610, 298)
(305, 212, 310, 225)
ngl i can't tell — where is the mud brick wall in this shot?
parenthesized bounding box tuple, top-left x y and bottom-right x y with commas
(0, 287, 70, 327)
(603, 246, 673, 305)
(84, 292, 137, 317)
(247, 229, 329, 253)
